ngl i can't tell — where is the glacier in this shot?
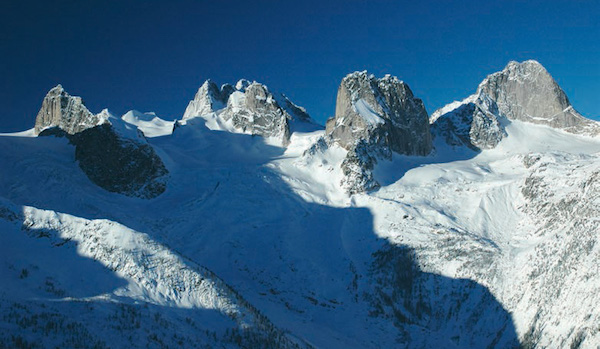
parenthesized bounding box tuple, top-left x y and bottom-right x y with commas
(1, 60, 600, 348)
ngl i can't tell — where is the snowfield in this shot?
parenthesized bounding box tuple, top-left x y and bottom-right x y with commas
(2, 111, 600, 347)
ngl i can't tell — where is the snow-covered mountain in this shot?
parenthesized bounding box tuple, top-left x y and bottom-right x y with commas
(181, 79, 318, 146)
(32, 86, 169, 199)
(431, 60, 600, 151)
(33, 85, 105, 136)
(478, 60, 599, 136)
(317, 71, 432, 194)
(2, 61, 600, 348)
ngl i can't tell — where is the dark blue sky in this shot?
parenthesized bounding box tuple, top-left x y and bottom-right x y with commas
(1, 0, 599, 131)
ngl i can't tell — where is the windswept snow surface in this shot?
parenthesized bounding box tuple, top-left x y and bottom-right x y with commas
(272, 119, 600, 347)
(121, 110, 175, 138)
(2, 117, 600, 347)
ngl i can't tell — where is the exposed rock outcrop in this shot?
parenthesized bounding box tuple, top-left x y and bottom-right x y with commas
(35, 86, 168, 199)
(430, 93, 507, 151)
(181, 79, 317, 146)
(432, 60, 600, 150)
(224, 82, 291, 144)
(71, 124, 167, 199)
(183, 79, 235, 119)
(321, 71, 432, 193)
(326, 72, 432, 156)
(34, 85, 105, 135)
(478, 60, 599, 135)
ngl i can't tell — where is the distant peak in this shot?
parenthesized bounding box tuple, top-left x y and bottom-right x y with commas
(343, 71, 405, 85)
(47, 84, 66, 96)
(197, 79, 220, 94)
(379, 73, 403, 85)
(200, 79, 215, 87)
(98, 108, 114, 117)
(181, 77, 316, 145)
(475, 60, 599, 136)
(345, 70, 373, 80)
(503, 59, 546, 73)
(34, 84, 102, 135)
(235, 79, 251, 90)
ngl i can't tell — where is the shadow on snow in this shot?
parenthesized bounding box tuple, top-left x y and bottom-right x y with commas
(0, 121, 519, 348)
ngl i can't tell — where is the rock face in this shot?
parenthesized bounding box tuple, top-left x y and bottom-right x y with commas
(326, 71, 432, 156)
(182, 79, 315, 145)
(478, 60, 599, 135)
(34, 85, 104, 135)
(432, 60, 600, 150)
(508, 152, 600, 348)
(183, 79, 235, 119)
(69, 122, 168, 199)
(431, 93, 507, 151)
(36, 87, 168, 199)
(223, 82, 291, 144)
(322, 71, 432, 193)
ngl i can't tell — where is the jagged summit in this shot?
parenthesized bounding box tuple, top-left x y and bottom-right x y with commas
(326, 71, 432, 156)
(183, 80, 235, 119)
(34, 84, 106, 135)
(235, 78, 251, 91)
(318, 71, 432, 194)
(181, 79, 317, 146)
(34, 85, 168, 199)
(47, 84, 64, 95)
(4, 62, 600, 348)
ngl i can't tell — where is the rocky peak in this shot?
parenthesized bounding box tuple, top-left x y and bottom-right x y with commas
(326, 71, 432, 156)
(223, 81, 292, 145)
(181, 79, 317, 146)
(320, 71, 432, 194)
(34, 85, 105, 135)
(46, 84, 65, 97)
(35, 86, 168, 199)
(182, 80, 235, 120)
(432, 60, 599, 150)
(235, 79, 251, 91)
(477, 60, 599, 135)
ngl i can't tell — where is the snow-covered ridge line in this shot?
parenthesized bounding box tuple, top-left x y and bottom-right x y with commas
(180, 78, 318, 146)
(121, 110, 175, 138)
(429, 95, 477, 124)
(3, 59, 600, 348)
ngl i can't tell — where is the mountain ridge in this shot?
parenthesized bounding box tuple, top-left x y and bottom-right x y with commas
(1, 60, 600, 348)
(181, 78, 319, 146)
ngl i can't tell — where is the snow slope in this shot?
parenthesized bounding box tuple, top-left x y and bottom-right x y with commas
(0, 131, 304, 348)
(121, 110, 175, 138)
(1, 110, 600, 347)
(272, 119, 600, 347)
